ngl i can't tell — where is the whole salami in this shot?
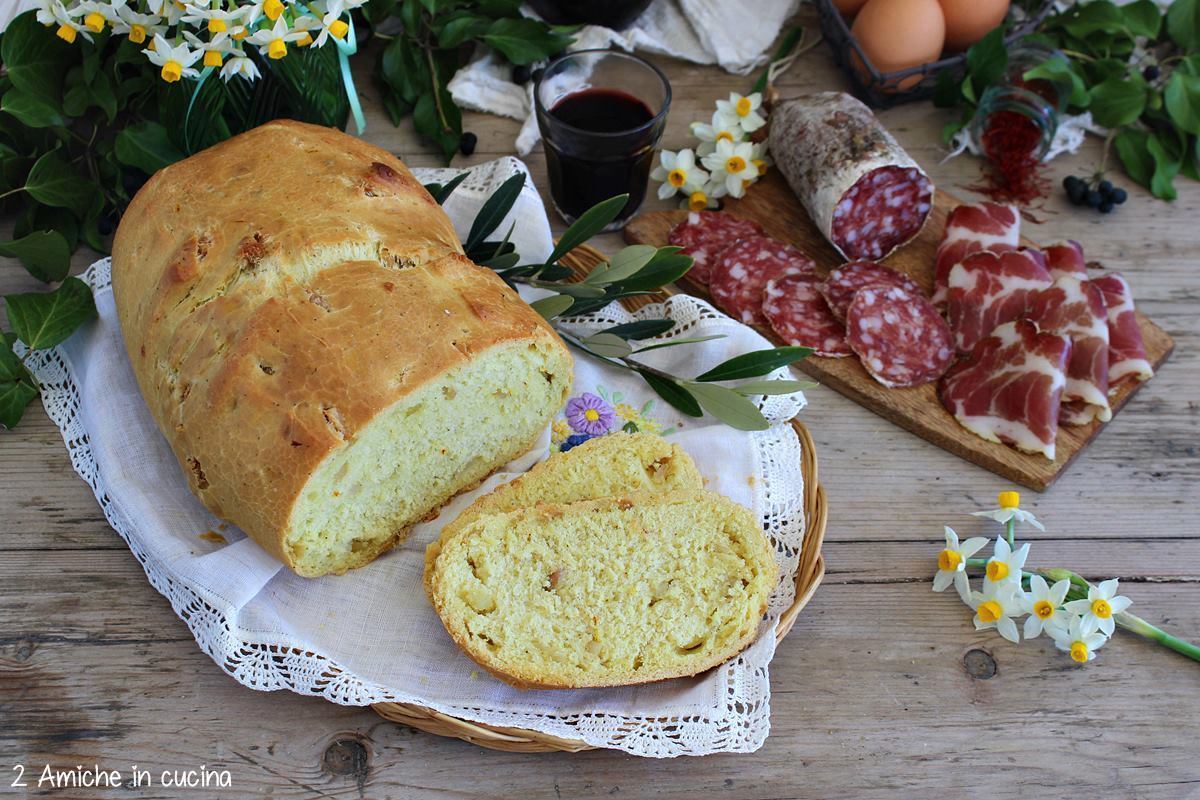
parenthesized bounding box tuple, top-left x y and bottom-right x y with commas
(763, 273, 852, 358)
(819, 261, 925, 321)
(846, 285, 955, 388)
(768, 92, 934, 261)
(667, 211, 765, 286)
(709, 235, 816, 326)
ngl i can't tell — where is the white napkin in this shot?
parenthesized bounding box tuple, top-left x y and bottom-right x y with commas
(449, 0, 802, 154)
(28, 156, 810, 757)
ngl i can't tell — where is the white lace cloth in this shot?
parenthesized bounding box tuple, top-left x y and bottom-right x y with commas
(27, 157, 808, 757)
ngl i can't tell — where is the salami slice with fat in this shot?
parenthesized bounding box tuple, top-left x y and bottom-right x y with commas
(819, 261, 926, 321)
(709, 235, 816, 326)
(846, 285, 955, 388)
(763, 272, 851, 357)
(667, 211, 765, 286)
(769, 92, 933, 261)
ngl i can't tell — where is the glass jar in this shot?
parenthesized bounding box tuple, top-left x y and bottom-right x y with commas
(1004, 41, 1073, 116)
(969, 84, 1058, 161)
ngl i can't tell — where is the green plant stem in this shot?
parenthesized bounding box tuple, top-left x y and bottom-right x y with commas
(423, 44, 451, 136)
(555, 328, 678, 383)
(0, 186, 25, 202)
(1006, 518, 1015, 549)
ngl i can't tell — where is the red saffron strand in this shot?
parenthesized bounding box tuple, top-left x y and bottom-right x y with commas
(978, 109, 1049, 205)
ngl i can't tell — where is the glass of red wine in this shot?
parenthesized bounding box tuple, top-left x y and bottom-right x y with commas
(534, 49, 671, 230)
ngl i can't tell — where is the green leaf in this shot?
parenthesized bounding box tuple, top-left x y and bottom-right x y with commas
(621, 253, 694, 292)
(424, 171, 469, 204)
(530, 280, 606, 298)
(115, 121, 185, 175)
(25, 150, 95, 217)
(465, 172, 525, 251)
(1165, 72, 1200, 135)
(482, 17, 573, 65)
(0, 89, 67, 128)
(601, 319, 676, 340)
(0, 231, 71, 283)
(584, 244, 657, 285)
(546, 194, 629, 264)
(732, 379, 817, 396)
(1062, 1, 1126, 37)
(751, 25, 803, 95)
(965, 27, 1008, 100)
(1023, 58, 1089, 109)
(693, 346, 810, 382)
(1121, 0, 1162, 38)
(437, 12, 491, 48)
(1115, 128, 1153, 188)
(631, 334, 726, 354)
(13, 204, 79, 251)
(5, 276, 96, 350)
(86, 71, 117, 123)
(0, 340, 39, 430)
(684, 382, 770, 431)
(1089, 76, 1147, 128)
(530, 294, 573, 320)
(932, 68, 963, 110)
(412, 87, 462, 164)
(1, 11, 70, 103)
(579, 332, 633, 358)
(636, 369, 701, 417)
(1167, 0, 1200, 49)
(1147, 132, 1182, 200)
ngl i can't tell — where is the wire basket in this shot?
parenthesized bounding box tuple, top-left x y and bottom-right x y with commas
(812, 0, 1056, 108)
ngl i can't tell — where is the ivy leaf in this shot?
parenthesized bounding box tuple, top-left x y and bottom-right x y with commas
(1062, 1, 1126, 37)
(0, 231, 71, 283)
(546, 194, 628, 264)
(0, 89, 67, 128)
(579, 332, 633, 358)
(1089, 76, 1147, 127)
(1147, 132, 1182, 200)
(1121, 0, 1163, 38)
(636, 369, 701, 417)
(694, 346, 811, 382)
(412, 87, 462, 164)
(5, 277, 97, 350)
(13, 204, 79, 251)
(0, 340, 39, 430)
(25, 150, 95, 217)
(482, 17, 573, 65)
(965, 27, 1008, 99)
(1165, 72, 1200, 135)
(932, 68, 963, 109)
(600, 319, 676, 340)
(684, 382, 770, 431)
(0, 11, 70, 103)
(1115, 128, 1153, 188)
(731, 379, 817, 396)
(1024, 58, 1089, 109)
(464, 172, 524, 251)
(530, 294, 573, 321)
(1167, 0, 1200, 50)
(437, 12, 491, 48)
(115, 120, 186, 175)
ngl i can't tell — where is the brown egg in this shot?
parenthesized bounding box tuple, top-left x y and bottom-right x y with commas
(833, 0, 870, 16)
(939, 0, 1010, 52)
(851, 0, 946, 91)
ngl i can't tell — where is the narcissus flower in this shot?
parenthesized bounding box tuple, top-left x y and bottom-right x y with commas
(1021, 574, 1070, 639)
(220, 53, 261, 81)
(248, 16, 305, 59)
(932, 526, 987, 603)
(650, 149, 708, 201)
(701, 138, 758, 199)
(972, 490, 1046, 531)
(969, 582, 1023, 644)
(1051, 613, 1108, 663)
(715, 91, 766, 135)
(144, 34, 201, 82)
(983, 536, 1029, 588)
(691, 110, 743, 157)
(1065, 578, 1131, 636)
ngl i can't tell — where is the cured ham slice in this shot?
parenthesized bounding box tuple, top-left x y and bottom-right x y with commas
(940, 320, 1072, 461)
(932, 202, 1020, 305)
(1092, 273, 1154, 386)
(1044, 241, 1088, 281)
(1028, 276, 1112, 424)
(946, 248, 1052, 354)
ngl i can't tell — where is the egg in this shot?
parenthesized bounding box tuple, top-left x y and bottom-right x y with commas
(850, 0, 946, 91)
(939, 0, 1010, 52)
(833, 0, 870, 16)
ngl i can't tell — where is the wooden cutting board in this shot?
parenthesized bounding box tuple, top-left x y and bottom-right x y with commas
(624, 171, 1175, 491)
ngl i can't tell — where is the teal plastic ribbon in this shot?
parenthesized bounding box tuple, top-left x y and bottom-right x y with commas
(184, 65, 216, 155)
(334, 15, 365, 135)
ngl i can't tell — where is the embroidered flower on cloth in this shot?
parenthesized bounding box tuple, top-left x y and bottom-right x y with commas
(565, 392, 616, 436)
(554, 387, 674, 452)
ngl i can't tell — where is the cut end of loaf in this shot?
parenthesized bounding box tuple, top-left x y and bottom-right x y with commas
(284, 339, 571, 577)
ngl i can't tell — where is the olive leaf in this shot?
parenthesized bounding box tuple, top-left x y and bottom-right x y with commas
(683, 382, 770, 431)
(583, 245, 658, 285)
(732, 379, 817, 396)
(637, 370, 702, 418)
(5, 277, 97, 350)
(694, 347, 811, 382)
(424, 171, 469, 205)
(465, 172, 525, 252)
(600, 319, 676, 340)
(579, 333, 633, 359)
(530, 294, 574, 321)
(546, 194, 629, 264)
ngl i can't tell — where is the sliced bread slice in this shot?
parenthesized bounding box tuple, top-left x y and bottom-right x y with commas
(427, 490, 778, 689)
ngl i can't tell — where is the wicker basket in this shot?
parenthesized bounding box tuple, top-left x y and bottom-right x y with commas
(372, 244, 828, 753)
(812, 0, 1055, 108)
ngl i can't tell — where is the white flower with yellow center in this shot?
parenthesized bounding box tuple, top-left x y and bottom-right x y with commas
(715, 91, 766, 135)
(1050, 613, 1107, 664)
(933, 526, 987, 603)
(972, 490, 1046, 531)
(72, 0, 116, 34)
(261, 0, 289, 22)
(312, 0, 352, 46)
(701, 138, 758, 199)
(969, 582, 1023, 643)
(183, 30, 234, 68)
(113, 5, 165, 44)
(144, 34, 202, 82)
(1020, 574, 1070, 639)
(750, 140, 771, 177)
(1064, 578, 1131, 636)
(983, 536, 1029, 589)
(220, 52, 261, 81)
(691, 110, 743, 157)
(650, 149, 708, 201)
(38, 0, 89, 43)
(679, 185, 718, 212)
(182, 3, 247, 35)
(248, 16, 305, 60)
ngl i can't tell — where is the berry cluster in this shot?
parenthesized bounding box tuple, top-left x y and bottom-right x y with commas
(1063, 175, 1127, 214)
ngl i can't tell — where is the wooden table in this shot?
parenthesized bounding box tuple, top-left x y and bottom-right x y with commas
(3, 14, 1198, 798)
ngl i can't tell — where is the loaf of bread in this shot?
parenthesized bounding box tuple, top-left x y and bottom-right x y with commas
(427, 490, 778, 689)
(423, 431, 704, 585)
(111, 120, 572, 577)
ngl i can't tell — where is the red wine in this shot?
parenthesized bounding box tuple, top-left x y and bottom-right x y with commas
(542, 88, 662, 224)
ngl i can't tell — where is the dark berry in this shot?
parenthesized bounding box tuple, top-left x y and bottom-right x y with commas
(511, 64, 532, 85)
(458, 131, 477, 156)
(1062, 175, 1077, 190)
(1111, 187, 1128, 204)
(1098, 200, 1115, 214)
(1067, 183, 1086, 205)
(1085, 190, 1102, 208)
(1099, 179, 1114, 196)
(1143, 65, 1160, 82)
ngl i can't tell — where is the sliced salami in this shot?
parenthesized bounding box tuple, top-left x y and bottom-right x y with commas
(846, 285, 955, 388)
(709, 235, 816, 326)
(763, 272, 851, 357)
(667, 211, 765, 286)
(819, 261, 926, 321)
(769, 92, 933, 261)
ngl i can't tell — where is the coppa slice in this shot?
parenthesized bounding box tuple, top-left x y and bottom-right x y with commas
(819, 261, 926, 321)
(846, 285, 955, 388)
(932, 202, 1020, 306)
(1027, 276, 1111, 425)
(1092, 273, 1154, 386)
(668, 211, 765, 286)
(1044, 241, 1088, 281)
(940, 319, 1072, 461)
(947, 248, 1053, 354)
(709, 235, 816, 326)
(763, 272, 852, 357)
